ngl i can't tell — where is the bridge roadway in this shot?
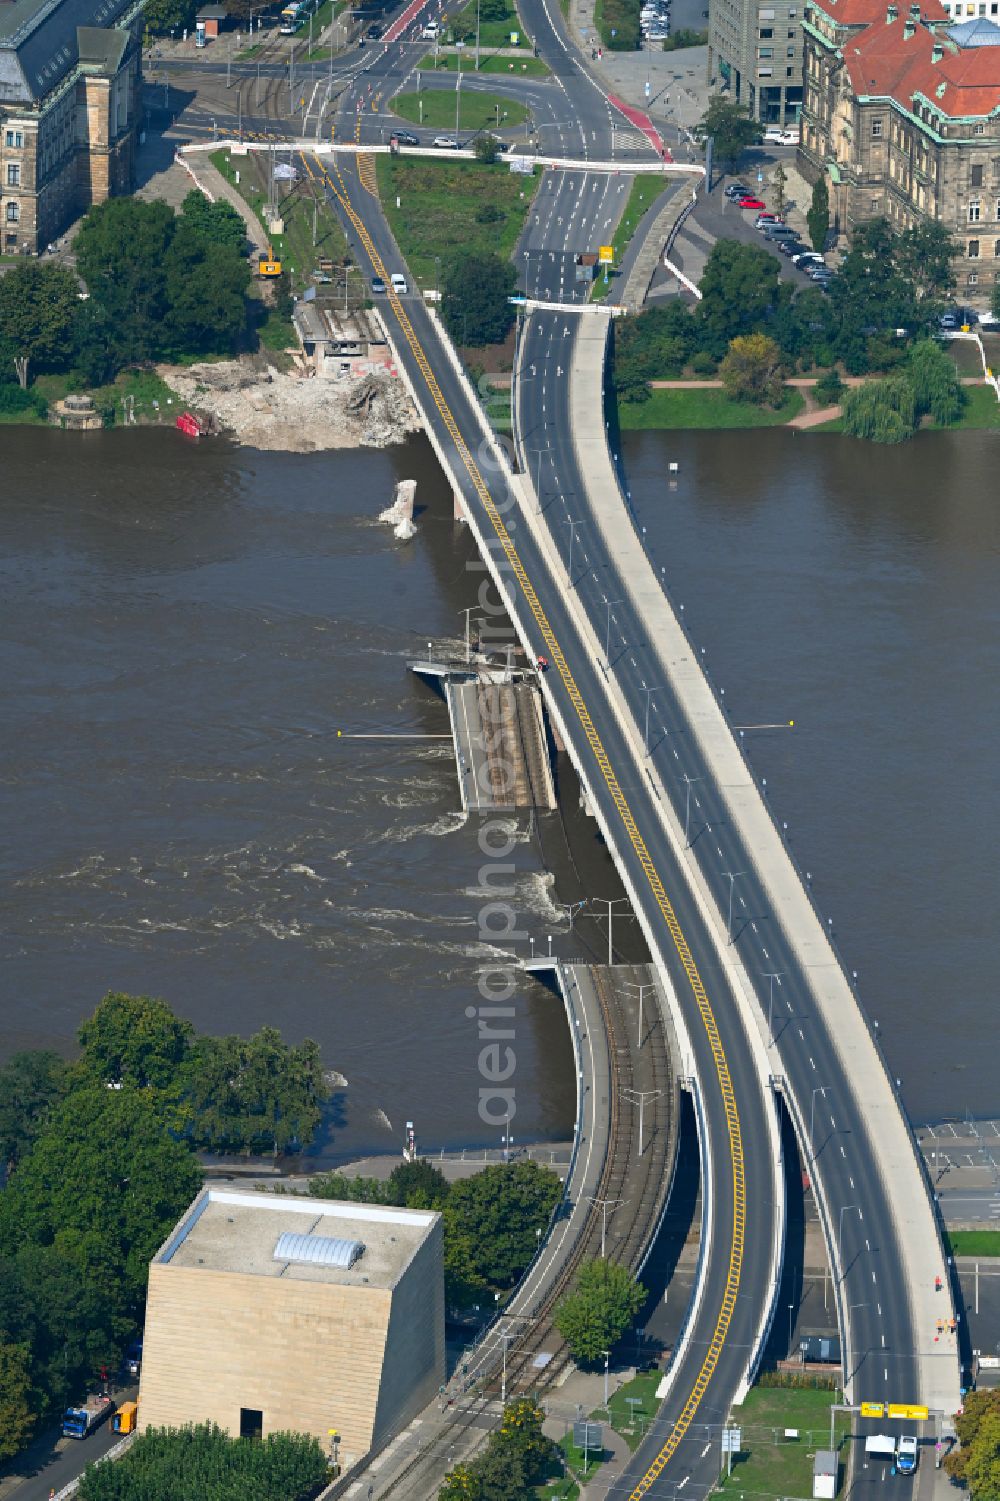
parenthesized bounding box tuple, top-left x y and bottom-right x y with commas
(516, 319, 959, 1499)
(305, 139, 781, 1500)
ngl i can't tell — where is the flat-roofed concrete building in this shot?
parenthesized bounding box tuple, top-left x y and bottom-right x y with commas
(137, 1187, 445, 1467)
(708, 0, 805, 124)
(0, 0, 143, 253)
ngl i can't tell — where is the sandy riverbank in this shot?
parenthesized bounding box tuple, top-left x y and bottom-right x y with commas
(158, 356, 422, 452)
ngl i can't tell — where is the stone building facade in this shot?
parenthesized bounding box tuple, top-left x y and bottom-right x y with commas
(799, 0, 1000, 297)
(137, 1188, 446, 1468)
(708, 0, 806, 125)
(0, 0, 143, 254)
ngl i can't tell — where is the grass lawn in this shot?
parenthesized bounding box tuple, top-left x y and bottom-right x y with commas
(419, 51, 549, 75)
(34, 366, 180, 424)
(448, 0, 533, 48)
(534, 1480, 578, 1500)
(601, 1371, 663, 1452)
(940, 382, 1000, 428)
(211, 148, 349, 294)
(619, 386, 805, 429)
(715, 1386, 851, 1501)
(375, 154, 537, 288)
(558, 1433, 605, 1481)
(391, 87, 528, 133)
(947, 1229, 1000, 1256)
(591, 177, 667, 302)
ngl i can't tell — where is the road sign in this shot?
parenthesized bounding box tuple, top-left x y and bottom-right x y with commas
(889, 1404, 930, 1423)
(574, 1421, 603, 1450)
(507, 295, 527, 305)
(861, 1402, 886, 1418)
(598, 245, 614, 264)
(721, 1427, 742, 1452)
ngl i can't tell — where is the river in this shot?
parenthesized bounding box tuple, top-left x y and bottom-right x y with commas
(1, 422, 996, 1151)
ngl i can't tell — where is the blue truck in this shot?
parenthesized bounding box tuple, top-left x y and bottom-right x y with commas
(62, 1394, 114, 1439)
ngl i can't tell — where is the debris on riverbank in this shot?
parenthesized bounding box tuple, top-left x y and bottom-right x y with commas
(158, 356, 421, 452)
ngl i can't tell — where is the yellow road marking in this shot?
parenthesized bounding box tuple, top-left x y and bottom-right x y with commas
(303, 149, 747, 1497)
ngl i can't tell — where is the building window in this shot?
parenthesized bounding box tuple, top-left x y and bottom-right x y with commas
(872, 119, 884, 137)
(788, 44, 796, 53)
(4, 129, 22, 148)
(239, 1409, 263, 1441)
(995, 239, 1000, 254)
(872, 197, 882, 209)
(968, 271, 979, 284)
(968, 239, 981, 257)
(6, 163, 19, 187)
(5, 202, 18, 223)
(974, 123, 985, 135)
(759, 45, 773, 56)
(759, 24, 773, 34)
(971, 163, 985, 186)
(970, 199, 982, 222)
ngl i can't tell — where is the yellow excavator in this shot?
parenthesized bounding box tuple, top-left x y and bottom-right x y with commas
(258, 244, 282, 278)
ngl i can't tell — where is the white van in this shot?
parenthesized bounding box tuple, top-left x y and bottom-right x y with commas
(390, 272, 408, 295)
(763, 126, 797, 145)
(421, 20, 440, 38)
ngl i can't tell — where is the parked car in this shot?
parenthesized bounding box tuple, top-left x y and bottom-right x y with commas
(764, 225, 798, 240)
(393, 129, 420, 145)
(724, 182, 750, 199)
(808, 266, 834, 282)
(433, 135, 459, 149)
(939, 311, 960, 330)
(371, 275, 387, 294)
(778, 239, 806, 256)
(763, 127, 797, 145)
(738, 196, 766, 210)
(755, 211, 784, 226)
(792, 251, 824, 267)
(366, 21, 384, 36)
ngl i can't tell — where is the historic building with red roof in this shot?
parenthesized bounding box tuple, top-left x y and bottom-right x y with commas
(799, 0, 1000, 295)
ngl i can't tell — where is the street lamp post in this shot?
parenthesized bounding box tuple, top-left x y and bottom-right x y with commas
(682, 772, 701, 847)
(590, 896, 631, 967)
(640, 685, 660, 758)
(562, 517, 582, 586)
(603, 597, 623, 669)
(809, 1085, 828, 1159)
(722, 870, 745, 944)
(623, 1088, 663, 1157)
(838, 1204, 860, 1274)
(602, 1350, 611, 1408)
(763, 970, 784, 1047)
(624, 981, 654, 1051)
(787, 1302, 794, 1352)
(587, 1196, 623, 1257)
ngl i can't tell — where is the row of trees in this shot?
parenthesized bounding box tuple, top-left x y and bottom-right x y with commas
(0, 993, 330, 1458)
(79, 1424, 329, 1501)
(613, 218, 960, 401)
(946, 1389, 1000, 1501)
(308, 1157, 563, 1312)
(0, 192, 252, 394)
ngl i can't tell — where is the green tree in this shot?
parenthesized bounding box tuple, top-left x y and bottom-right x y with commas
(693, 97, 761, 174)
(163, 227, 250, 358)
(0, 262, 80, 388)
(840, 374, 917, 443)
(0, 1051, 68, 1170)
(947, 1390, 1000, 1499)
(442, 252, 517, 347)
(183, 1029, 327, 1154)
(773, 161, 787, 218)
(493, 1397, 552, 1483)
(718, 332, 784, 406)
(830, 218, 916, 373)
(807, 176, 830, 253)
(75, 198, 175, 366)
(386, 1158, 450, 1209)
(78, 1423, 330, 1500)
(906, 337, 965, 424)
(992, 279, 1000, 322)
(439, 1462, 485, 1501)
(444, 1161, 562, 1308)
(613, 301, 699, 396)
(896, 219, 956, 303)
(78, 992, 193, 1092)
(439, 1400, 555, 1501)
(554, 1259, 646, 1364)
(179, 190, 248, 257)
(698, 239, 781, 353)
(474, 134, 500, 165)
(142, 0, 198, 36)
(0, 1342, 35, 1461)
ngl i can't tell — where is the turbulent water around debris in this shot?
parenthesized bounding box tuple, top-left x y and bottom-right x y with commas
(2, 421, 996, 1155)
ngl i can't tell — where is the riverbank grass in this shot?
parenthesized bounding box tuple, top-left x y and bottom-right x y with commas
(390, 88, 528, 133)
(419, 51, 549, 75)
(33, 367, 180, 424)
(618, 386, 805, 429)
(211, 148, 349, 293)
(715, 1386, 851, 1501)
(376, 154, 536, 289)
